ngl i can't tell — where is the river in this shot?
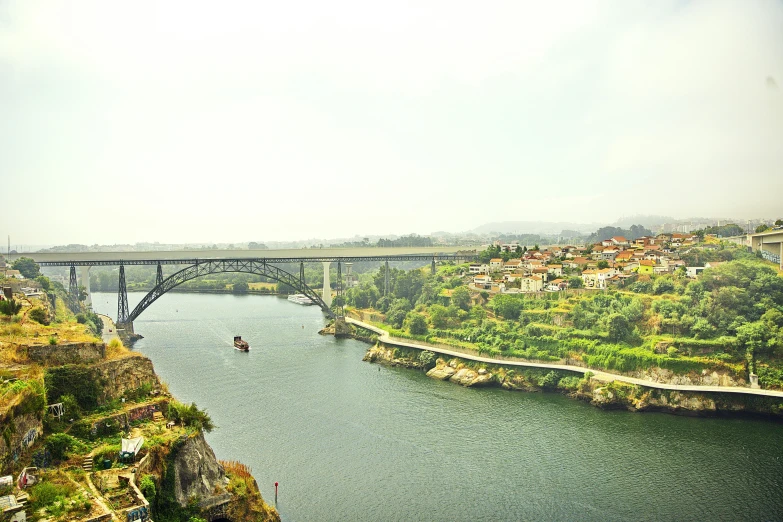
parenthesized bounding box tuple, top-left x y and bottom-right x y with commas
(91, 292, 783, 521)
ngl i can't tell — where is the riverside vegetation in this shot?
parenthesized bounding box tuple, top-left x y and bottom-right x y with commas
(339, 241, 783, 415)
(0, 268, 278, 521)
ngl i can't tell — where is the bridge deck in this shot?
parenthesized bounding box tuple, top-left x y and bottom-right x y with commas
(9, 246, 476, 266)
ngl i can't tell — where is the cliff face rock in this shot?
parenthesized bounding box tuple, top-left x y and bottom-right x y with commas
(92, 354, 161, 402)
(362, 344, 423, 369)
(171, 431, 226, 506)
(27, 342, 105, 365)
(426, 360, 456, 381)
(447, 367, 495, 387)
(0, 412, 42, 472)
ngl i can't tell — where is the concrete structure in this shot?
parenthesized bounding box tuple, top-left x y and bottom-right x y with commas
(7, 246, 467, 264)
(746, 229, 783, 270)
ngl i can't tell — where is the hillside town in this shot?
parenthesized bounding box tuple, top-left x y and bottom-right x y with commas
(468, 233, 714, 294)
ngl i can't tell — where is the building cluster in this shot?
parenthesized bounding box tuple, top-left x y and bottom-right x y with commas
(468, 233, 701, 294)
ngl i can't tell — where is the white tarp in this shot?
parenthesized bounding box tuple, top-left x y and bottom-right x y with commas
(121, 437, 144, 455)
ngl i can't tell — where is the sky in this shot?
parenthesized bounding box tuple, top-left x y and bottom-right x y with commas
(1, 0, 782, 246)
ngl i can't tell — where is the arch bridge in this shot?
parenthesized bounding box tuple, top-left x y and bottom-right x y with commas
(31, 251, 477, 332)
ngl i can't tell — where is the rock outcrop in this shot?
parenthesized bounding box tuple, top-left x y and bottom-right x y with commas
(170, 431, 227, 506)
(92, 354, 161, 402)
(0, 412, 42, 472)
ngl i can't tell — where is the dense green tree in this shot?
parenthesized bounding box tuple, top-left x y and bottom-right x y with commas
(652, 277, 675, 295)
(451, 286, 471, 311)
(35, 275, 51, 291)
(428, 304, 460, 329)
(232, 281, 249, 293)
(11, 257, 40, 279)
(406, 312, 429, 335)
(386, 298, 412, 328)
(568, 276, 583, 289)
(597, 261, 609, 269)
(491, 294, 525, 320)
(345, 282, 380, 309)
(756, 224, 771, 233)
(607, 313, 631, 343)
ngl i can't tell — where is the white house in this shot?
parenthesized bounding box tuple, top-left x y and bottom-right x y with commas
(686, 266, 706, 278)
(469, 263, 489, 274)
(503, 260, 522, 272)
(546, 264, 563, 277)
(489, 258, 504, 272)
(473, 274, 492, 286)
(519, 275, 544, 292)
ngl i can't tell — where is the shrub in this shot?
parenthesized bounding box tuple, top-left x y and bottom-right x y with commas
(48, 336, 58, 345)
(419, 350, 437, 369)
(139, 475, 157, 502)
(29, 307, 50, 325)
(29, 481, 72, 512)
(539, 371, 561, 389)
(406, 312, 429, 335)
(0, 299, 22, 316)
(168, 401, 215, 433)
(46, 433, 77, 461)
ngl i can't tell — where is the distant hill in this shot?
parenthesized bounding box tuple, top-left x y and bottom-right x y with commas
(611, 215, 673, 229)
(470, 221, 600, 235)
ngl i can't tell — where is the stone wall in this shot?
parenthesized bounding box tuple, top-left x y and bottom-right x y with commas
(0, 413, 43, 472)
(27, 342, 106, 365)
(92, 354, 160, 402)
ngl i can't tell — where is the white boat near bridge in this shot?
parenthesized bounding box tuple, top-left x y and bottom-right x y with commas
(287, 294, 315, 306)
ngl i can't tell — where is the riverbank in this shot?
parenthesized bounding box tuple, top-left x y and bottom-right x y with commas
(344, 317, 783, 419)
(0, 296, 279, 521)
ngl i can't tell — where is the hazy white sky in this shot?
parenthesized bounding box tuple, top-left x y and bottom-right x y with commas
(2, 0, 782, 245)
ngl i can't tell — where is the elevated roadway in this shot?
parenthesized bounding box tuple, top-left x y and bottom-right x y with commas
(747, 229, 783, 269)
(6, 246, 475, 265)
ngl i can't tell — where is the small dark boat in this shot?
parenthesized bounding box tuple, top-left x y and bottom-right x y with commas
(233, 336, 250, 351)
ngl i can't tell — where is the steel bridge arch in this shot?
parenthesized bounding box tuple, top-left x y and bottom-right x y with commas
(126, 259, 333, 323)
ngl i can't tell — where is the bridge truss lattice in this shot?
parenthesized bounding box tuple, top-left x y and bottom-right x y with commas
(123, 259, 332, 324)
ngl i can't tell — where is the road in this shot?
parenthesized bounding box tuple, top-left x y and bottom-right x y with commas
(7, 246, 472, 264)
(346, 317, 783, 399)
(97, 314, 119, 344)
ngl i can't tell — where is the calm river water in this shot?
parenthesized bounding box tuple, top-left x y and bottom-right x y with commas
(92, 292, 783, 521)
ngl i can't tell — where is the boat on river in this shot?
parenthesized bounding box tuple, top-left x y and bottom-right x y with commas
(287, 294, 315, 306)
(233, 336, 250, 351)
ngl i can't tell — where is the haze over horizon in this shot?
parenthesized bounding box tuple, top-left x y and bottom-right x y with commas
(2, 1, 781, 246)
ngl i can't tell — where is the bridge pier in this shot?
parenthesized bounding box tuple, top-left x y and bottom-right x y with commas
(79, 266, 92, 308)
(118, 264, 129, 324)
(156, 263, 164, 287)
(322, 262, 332, 307)
(68, 265, 79, 313)
(384, 260, 390, 296)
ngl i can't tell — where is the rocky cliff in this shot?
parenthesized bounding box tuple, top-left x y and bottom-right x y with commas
(91, 353, 160, 402)
(170, 431, 226, 505)
(0, 412, 42, 472)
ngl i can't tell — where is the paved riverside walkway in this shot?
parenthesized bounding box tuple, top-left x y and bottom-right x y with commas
(97, 314, 119, 344)
(346, 317, 783, 399)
